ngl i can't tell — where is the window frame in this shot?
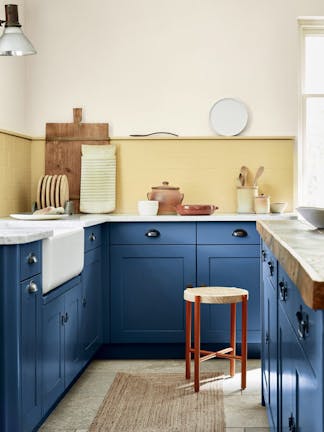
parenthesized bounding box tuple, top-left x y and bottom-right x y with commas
(298, 18, 324, 205)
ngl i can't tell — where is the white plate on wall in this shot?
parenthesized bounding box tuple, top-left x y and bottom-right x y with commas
(209, 98, 249, 136)
(10, 214, 69, 221)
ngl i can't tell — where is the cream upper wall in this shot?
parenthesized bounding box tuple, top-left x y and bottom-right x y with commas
(18, 0, 324, 137)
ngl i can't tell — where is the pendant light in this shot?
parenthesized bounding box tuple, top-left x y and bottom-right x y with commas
(0, 4, 36, 56)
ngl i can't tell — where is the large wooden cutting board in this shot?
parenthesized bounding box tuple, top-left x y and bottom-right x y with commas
(45, 108, 110, 213)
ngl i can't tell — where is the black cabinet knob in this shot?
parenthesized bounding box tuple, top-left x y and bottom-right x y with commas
(232, 229, 248, 238)
(145, 229, 160, 238)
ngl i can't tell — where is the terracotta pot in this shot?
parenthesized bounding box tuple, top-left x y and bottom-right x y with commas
(147, 181, 184, 214)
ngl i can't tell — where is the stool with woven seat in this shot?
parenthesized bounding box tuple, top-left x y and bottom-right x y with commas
(184, 286, 248, 392)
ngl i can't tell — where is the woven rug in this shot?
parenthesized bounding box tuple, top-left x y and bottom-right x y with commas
(89, 372, 225, 431)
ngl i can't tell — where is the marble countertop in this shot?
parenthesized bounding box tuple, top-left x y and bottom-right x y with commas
(257, 219, 324, 310)
(0, 212, 296, 245)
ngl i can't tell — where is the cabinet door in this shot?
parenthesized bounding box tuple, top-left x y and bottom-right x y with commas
(262, 277, 278, 430)
(279, 304, 320, 432)
(64, 282, 82, 387)
(42, 295, 65, 414)
(197, 245, 260, 344)
(81, 247, 103, 364)
(111, 245, 196, 343)
(21, 275, 42, 432)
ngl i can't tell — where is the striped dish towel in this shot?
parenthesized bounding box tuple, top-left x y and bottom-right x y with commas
(80, 144, 116, 213)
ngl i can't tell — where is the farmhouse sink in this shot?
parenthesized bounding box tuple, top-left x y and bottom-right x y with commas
(42, 227, 84, 294)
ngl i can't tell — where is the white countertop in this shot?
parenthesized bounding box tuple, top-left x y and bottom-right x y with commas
(0, 212, 296, 245)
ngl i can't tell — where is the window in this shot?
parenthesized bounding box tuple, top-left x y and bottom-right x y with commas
(299, 18, 324, 207)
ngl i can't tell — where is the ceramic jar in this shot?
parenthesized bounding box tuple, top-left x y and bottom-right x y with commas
(236, 186, 258, 213)
(147, 181, 184, 215)
(254, 194, 270, 214)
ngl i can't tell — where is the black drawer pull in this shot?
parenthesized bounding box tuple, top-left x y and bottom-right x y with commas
(267, 261, 274, 276)
(27, 253, 38, 264)
(279, 280, 288, 302)
(261, 249, 266, 262)
(145, 229, 160, 238)
(232, 229, 248, 238)
(89, 233, 96, 241)
(296, 306, 309, 339)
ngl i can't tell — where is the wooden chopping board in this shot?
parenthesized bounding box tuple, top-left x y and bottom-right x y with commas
(45, 108, 110, 213)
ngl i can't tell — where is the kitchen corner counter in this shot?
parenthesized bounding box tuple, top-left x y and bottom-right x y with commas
(257, 219, 324, 310)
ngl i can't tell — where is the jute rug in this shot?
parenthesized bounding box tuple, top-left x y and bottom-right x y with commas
(89, 372, 225, 431)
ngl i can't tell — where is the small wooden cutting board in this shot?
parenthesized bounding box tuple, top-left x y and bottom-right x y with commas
(45, 108, 110, 213)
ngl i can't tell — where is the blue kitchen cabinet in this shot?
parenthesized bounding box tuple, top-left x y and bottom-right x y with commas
(260, 242, 278, 430)
(42, 276, 82, 415)
(279, 302, 319, 431)
(0, 241, 43, 432)
(262, 276, 278, 430)
(110, 223, 196, 343)
(81, 225, 104, 364)
(197, 222, 260, 350)
(260, 239, 324, 432)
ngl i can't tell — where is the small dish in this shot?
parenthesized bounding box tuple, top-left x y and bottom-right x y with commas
(270, 202, 287, 213)
(176, 204, 218, 216)
(137, 200, 159, 216)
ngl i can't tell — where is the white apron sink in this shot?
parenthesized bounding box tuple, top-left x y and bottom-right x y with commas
(42, 227, 84, 294)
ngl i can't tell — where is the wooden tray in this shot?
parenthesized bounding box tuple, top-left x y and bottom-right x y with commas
(45, 108, 110, 213)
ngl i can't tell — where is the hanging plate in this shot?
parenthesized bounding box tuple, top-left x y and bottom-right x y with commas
(209, 98, 248, 136)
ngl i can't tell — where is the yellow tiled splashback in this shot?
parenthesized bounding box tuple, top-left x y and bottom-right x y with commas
(0, 131, 295, 216)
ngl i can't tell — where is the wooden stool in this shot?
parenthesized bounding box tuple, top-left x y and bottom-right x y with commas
(184, 287, 248, 392)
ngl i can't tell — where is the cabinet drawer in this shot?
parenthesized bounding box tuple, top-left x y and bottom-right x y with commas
(197, 222, 259, 245)
(261, 242, 277, 287)
(20, 241, 41, 281)
(84, 225, 103, 251)
(278, 266, 321, 374)
(110, 222, 196, 245)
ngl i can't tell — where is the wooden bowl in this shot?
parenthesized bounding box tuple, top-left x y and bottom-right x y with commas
(176, 204, 218, 216)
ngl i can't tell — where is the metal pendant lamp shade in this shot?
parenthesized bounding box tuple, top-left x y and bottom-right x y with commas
(0, 4, 36, 56)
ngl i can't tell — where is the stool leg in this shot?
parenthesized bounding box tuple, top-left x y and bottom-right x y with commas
(230, 303, 236, 377)
(185, 300, 192, 379)
(241, 294, 248, 390)
(194, 296, 201, 392)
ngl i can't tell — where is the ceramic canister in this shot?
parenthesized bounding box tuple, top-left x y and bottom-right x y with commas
(236, 186, 258, 213)
(254, 194, 270, 214)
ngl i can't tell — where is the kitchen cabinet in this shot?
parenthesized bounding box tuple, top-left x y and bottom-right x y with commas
(260, 242, 278, 430)
(42, 276, 82, 415)
(260, 240, 323, 432)
(0, 241, 43, 432)
(197, 222, 260, 351)
(81, 225, 104, 365)
(110, 223, 196, 343)
(109, 222, 261, 354)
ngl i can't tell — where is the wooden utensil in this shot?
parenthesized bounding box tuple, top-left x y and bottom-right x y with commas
(253, 166, 264, 186)
(55, 175, 62, 208)
(41, 175, 49, 209)
(50, 175, 58, 207)
(36, 175, 45, 210)
(240, 166, 249, 187)
(45, 175, 52, 207)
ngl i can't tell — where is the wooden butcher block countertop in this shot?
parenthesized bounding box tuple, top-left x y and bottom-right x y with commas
(257, 219, 324, 310)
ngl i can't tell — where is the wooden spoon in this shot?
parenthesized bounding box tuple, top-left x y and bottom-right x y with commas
(253, 166, 264, 186)
(240, 166, 249, 187)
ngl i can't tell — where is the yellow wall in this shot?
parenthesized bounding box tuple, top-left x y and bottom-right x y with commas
(29, 136, 295, 214)
(0, 132, 295, 216)
(0, 130, 32, 217)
